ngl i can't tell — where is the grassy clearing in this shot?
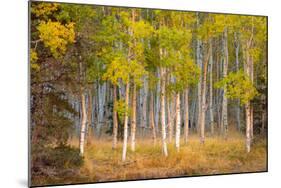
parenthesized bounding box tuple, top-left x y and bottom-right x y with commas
(82, 134, 266, 182)
(32, 133, 267, 186)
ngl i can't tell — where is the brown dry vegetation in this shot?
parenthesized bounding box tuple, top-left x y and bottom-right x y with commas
(32, 131, 267, 186)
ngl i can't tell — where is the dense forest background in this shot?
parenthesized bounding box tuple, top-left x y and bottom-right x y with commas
(30, 2, 267, 186)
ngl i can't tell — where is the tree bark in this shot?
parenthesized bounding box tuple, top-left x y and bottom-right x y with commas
(122, 82, 130, 161)
(160, 66, 168, 157)
(112, 84, 118, 149)
(175, 92, 181, 152)
(234, 32, 241, 131)
(209, 39, 214, 135)
(86, 88, 93, 144)
(167, 97, 173, 143)
(149, 90, 157, 145)
(196, 13, 202, 133)
(197, 39, 202, 133)
(130, 83, 137, 152)
(245, 102, 251, 152)
(200, 46, 210, 144)
(79, 92, 87, 156)
(221, 29, 229, 138)
(184, 88, 189, 143)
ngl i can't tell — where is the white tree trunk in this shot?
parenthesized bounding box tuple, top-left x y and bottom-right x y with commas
(167, 97, 172, 143)
(175, 93, 181, 151)
(122, 82, 130, 161)
(197, 39, 202, 133)
(196, 13, 202, 133)
(86, 88, 93, 144)
(200, 46, 210, 144)
(184, 88, 189, 143)
(149, 90, 157, 145)
(130, 83, 137, 152)
(245, 102, 251, 152)
(112, 84, 118, 149)
(160, 66, 168, 157)
(79, 92, 87, 156)
(221, 29, 229, 137)
(209, 39, 214, 135)
(235, 32, 241, 131)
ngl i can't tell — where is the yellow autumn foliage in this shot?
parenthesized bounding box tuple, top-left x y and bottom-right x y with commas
(37, 20, 75, 58)
(31, 3, 59, 17)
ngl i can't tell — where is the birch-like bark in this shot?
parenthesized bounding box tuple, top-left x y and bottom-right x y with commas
(175, 93, 181, 152)
(245, 102, 251, 152)
(122, 82, 130, 161)
(221, 29, 229, 137)
(184, 88, 189, 143)
(250, 56, 254, 139)
(79, 92, 87, 156)
(209, 39, 214, 135)
(86, 88, 93, 144)
(197, 39, 202, 133)
(167, 97, 172, 143)
(130, 83, 137, 152)
(200, 47, 210, 144)
(244, 23, 254, 151)
(112, 84, 118, 149)
(234, 32, 241, 131)
(196, 13, 202, 133)
(160, 66, 168, 157)
(149, 90, 157, 145)
(142, 78, 148, 134)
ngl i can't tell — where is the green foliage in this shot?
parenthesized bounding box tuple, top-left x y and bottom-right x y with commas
(114, 99, 131, 122)
(37, 20, 75, 58)
(215, 70, 258, 104)
(55, 4, 96, 31)
(129, 60, 148, 87)
(157, 27, 191, 51)
(102, 54, 130, 85)
(132, 20, 154, 39)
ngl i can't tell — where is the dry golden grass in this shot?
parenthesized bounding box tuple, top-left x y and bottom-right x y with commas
(78, 132, 267, 183)
(34, 132, 267, 186)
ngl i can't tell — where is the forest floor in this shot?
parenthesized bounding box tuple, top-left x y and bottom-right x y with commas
(32, 132, 267, 186)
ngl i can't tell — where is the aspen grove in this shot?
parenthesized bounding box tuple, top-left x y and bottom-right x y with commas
(30, 2, 267, 186)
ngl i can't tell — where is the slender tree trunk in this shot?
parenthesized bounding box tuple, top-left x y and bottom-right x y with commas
(86, 88, 93, 144)
(200, 47, 210, 144)
(250, 105, 254, 139)
(184, 88, 189, 144)
(197, 39, 202, 133)
(196, 13, 202, 133)
(112, 84, 118, 149)
(79, 92, 87, 156)
(149, 90, 157, 146)
(155, 70, 160, 133)
(221, 29, 229, 138)
(245, 102, 251, 152)
(142, 78, 148, 135)
(234, 32, 241, 131)
(250, 55, 254, 139)
(168, 97, 173, 143)
(175, 92, 181, 152)
(130, 83, 137, 152)
(160, 66, 168, 157)
(209, 39, 214, 135)
(122, 82, 130, 162)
